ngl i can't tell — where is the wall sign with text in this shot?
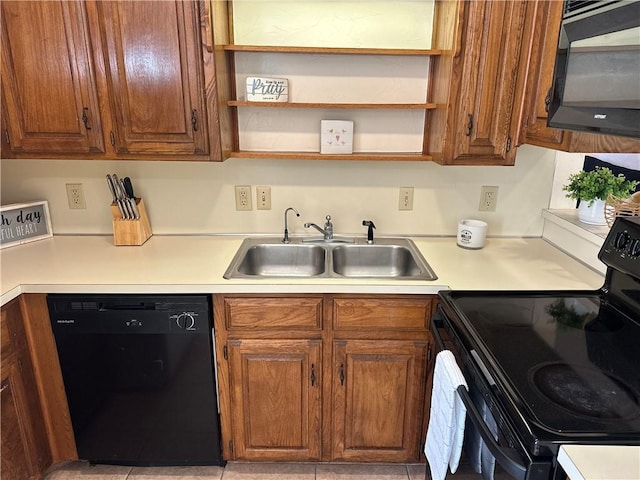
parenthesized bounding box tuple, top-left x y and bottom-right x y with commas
(1, 201, 53, 249)
(245, 76, 289, 102)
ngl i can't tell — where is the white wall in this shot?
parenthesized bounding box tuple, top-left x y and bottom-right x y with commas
(0, 145, 562, 237)
(549, 151, 585, 209)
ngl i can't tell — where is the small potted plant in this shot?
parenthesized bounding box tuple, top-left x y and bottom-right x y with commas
(563, 166, 638, 225)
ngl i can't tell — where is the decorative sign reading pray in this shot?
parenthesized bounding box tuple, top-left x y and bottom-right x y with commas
(1, 201, 53, 249)
(245, 77, 289, 102)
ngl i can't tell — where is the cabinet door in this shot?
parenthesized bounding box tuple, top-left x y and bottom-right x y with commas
(434, 0, 531, 165)
(520, 0, 570, 150)
(227, 339, 322, 461)
(94, 0, 209, 156)
(1, 366, 33, 480)
(332, 339, 429, 462)
(1, 299, 50, 480)
(520, 1, 640, 153)
(0, 1, 105, 157)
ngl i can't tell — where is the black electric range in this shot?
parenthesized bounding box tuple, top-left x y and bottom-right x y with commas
(433, 216, 640, 480)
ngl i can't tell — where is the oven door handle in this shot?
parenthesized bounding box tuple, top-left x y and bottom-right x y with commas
(456, 386, 527, 480)
(430, 314, 447, 351)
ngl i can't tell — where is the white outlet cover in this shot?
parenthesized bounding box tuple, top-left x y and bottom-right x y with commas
(320, 120, 353, 154)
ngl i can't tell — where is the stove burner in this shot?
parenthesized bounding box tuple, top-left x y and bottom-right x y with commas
(531, 362, 640, 420)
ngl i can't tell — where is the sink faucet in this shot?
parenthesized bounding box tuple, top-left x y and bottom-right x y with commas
(304, 215, 333, 241)
(362, 220, 376, 244)
(282, 207, 300, 244)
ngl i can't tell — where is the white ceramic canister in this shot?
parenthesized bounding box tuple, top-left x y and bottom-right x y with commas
(457, 219, 488, 249)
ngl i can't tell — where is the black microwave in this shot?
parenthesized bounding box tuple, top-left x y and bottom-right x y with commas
(548, 0, 640, 139)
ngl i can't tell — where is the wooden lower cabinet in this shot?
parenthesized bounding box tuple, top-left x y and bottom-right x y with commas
(332, 339, 429, 462)
(1, 298, 52, 480)
(1, 362, 35, 480)
(227, 339, 322, 461)
(214, 293, 435, 463)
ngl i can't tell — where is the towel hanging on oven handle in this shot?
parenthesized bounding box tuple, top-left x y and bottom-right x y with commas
(431, 311, 529, 480)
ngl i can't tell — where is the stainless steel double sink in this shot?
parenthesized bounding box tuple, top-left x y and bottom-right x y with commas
(223, 237, 437, 280)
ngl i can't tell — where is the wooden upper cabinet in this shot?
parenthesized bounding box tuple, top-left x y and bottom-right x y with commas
(90, 0, 210, 157)
(1, 0, 225, 160)
(0, 1, 105, 157)
(521, 1, 640, 153)
(430, 0, 533, 165)
(519, 0, 570, 150)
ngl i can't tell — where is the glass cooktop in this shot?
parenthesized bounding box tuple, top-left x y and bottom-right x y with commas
(446, 292, 640, 435)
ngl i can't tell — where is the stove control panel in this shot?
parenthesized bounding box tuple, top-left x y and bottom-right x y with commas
(599, 216, 640, 276)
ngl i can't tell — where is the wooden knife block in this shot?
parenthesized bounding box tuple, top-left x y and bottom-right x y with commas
(110, 198, 152, 246)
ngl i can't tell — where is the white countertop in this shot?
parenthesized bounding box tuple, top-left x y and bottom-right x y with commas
(543, 209, 611, 240)
(4, 235, 632, 465)
(559, 445, 640, 480)
(0, 234, 604, 305)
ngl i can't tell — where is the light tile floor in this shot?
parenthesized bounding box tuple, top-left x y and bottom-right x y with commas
(43, 459, 484, 480)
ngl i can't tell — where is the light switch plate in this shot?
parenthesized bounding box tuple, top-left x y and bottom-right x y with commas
(256, 186, 271, 210)
(399, 187, 414, 210)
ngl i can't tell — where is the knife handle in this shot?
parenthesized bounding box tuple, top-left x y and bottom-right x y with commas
(129, 198, 140, 220)
(106, 175, 117, 203)
(123, 177, 135, 198)
(118, 179, 136, 220)
(120, 178, 139, 219)
(109, 174, 127, 219)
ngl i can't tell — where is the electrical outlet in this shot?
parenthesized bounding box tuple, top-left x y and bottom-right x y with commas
(256, 186, 271, 210)
(235, 185, 252, 211)
(66, 183, 86, 209)
(479, 186, 499, 211)
(398, 187, 414, 211)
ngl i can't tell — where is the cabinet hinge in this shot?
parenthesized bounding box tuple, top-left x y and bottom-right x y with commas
(18, 359, 23, 372)
(466, 114, 473, 136)
(427, 344, 432, 363)
(506, 137, 512, 153)
(228, 440, 234, 453)
(223, 345, 228, 360)
(109, 131, 116, 146)
(4, 129, 9, 144)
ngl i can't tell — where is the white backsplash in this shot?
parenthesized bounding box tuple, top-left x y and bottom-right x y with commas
(0, 145, 561, 237)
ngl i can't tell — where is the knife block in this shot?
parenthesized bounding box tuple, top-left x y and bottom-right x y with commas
(111, 198, 152, 246)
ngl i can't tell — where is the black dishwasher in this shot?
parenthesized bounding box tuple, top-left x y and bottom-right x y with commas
(47, 294, 224, 466)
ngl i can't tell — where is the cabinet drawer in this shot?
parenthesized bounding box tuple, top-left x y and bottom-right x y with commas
(223, 296, 323, 330)
(333, 297, 431, 331)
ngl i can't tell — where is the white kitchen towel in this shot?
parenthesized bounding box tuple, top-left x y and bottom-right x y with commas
(424, 350, 468, 480)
